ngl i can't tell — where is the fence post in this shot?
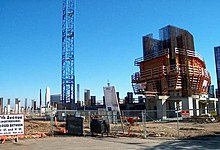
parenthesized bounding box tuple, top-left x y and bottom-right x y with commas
(111, 111, 114, 124)
(88, 111, 90, 129)
(176, 110, 180, 139)
(50, 111, 54, 136)
(142, 110, 147, 139)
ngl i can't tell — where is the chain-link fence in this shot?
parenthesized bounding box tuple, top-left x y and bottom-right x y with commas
(44, 108, 220, 139)
(1, 108, 219, 139)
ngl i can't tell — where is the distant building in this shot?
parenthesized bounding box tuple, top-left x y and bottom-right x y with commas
(25, 98, 27, 111)
(214, 46, 220, 96)
(91, 96, 96, 106)
(40, 89, 42, 108)
(7, 99, 10, 114)
(32, 100, 37, 111)
(103, 96, 105, 106)
(76, 100, 81, 108)
(124, 92, 133, 104)
(77, 84, 80, 101)
(50, 94, 62, 107)
(45, 87, 51, 107)
(15, 98, 20, 113)
(103, 84, 120, 111)
(76, 84, 81, 108)
(16, 98, 21, 113)
(116, 92, 120, 103)
(34, 101, 37, 111)
(84, 89, 91, 106)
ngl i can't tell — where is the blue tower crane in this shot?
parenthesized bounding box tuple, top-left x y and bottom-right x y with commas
(61, 0, 75, 109)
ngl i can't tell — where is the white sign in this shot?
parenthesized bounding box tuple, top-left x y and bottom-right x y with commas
(0, 114, 24, 136)
(103, 86, 120, 111)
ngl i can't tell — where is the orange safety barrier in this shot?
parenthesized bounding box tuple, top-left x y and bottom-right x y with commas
(54, 117, 58, 128)
(181, 110, 190, 115)
(54, 117, 67, 134)
(0, 133, 47, 144)
(125, 117, 141, 136)
(56, 127, 67, 134)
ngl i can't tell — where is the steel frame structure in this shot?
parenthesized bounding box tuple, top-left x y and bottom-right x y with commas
(62, 0, 75, 108)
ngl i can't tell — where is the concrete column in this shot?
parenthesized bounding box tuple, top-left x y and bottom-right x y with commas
(157, 99, 167, 119)
(174, 102, 177, 110)
(194, 99, 200, 116)
(182, 97, 193, 116)
(214, 100, 217, 112)
(205, 105, 208, 114)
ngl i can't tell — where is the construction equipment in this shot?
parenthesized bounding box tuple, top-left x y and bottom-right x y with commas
(61, 0, 75, 109)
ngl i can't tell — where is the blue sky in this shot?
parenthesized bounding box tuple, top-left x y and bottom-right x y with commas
(0, 0, 220, 107)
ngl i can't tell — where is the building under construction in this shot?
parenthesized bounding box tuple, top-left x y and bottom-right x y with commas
(132, 25, 217, 119)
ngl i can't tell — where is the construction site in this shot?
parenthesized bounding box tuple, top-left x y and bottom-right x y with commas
(1, 22, 220, 149)
(23, 24, 220, 142)
(1, 0, 220, 149)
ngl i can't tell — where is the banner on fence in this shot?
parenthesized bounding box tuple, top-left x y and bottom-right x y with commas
(0, 114, 24, 136)
(103, 85, 120, 111)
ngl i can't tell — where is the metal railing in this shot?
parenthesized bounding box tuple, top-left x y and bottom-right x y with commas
(134, 49, 169, 66)
(175, 48, 205, 62)
(134, 48, 205, 67)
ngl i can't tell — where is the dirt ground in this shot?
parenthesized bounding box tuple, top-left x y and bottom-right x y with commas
(144, 121, 220, 139)
(24, 118, 220, 139)
(2, 118, 219, 149)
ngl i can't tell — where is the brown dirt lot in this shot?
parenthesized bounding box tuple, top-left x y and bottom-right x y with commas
(24, 118, 220, 139)
(144, 121, 220, 138)
(25, 120, 51, 135)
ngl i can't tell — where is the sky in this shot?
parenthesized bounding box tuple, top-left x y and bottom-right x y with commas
(0, 0, 220, 107)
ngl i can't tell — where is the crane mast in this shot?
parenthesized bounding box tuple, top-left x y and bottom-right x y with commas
(61, 0, 75, 109)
